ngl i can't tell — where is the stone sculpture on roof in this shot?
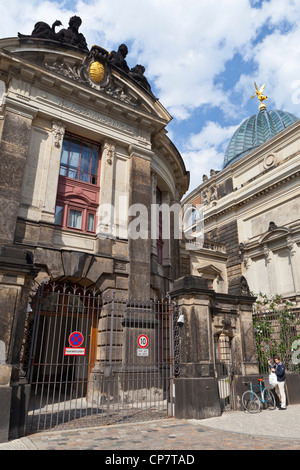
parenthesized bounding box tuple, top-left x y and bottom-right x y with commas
(56, 16, 88, 50)
(107, 44, 130, 73)
(18, 17, 154, 94)
(18, 15, 88, 51)
(28, 20, 63, 40)
(129, 65, 152, 94)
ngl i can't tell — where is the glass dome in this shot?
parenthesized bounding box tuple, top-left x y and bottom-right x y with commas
(223, 109, 298, 168)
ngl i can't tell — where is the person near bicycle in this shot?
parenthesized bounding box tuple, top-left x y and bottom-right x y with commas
(268, 355, 287, 410)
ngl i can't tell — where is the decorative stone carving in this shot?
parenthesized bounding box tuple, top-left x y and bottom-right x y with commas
(51, 120, 66, 148)
(268, 221, 277, 231)
(45, 44, 137, 105)
(19, 18, 154, 99)
(202, 184, 217, 205)
(263, 244, 272, 264)
(263, 153, 276, 169)
(287, 236, 296, 255)
(103, 140, 116, 166)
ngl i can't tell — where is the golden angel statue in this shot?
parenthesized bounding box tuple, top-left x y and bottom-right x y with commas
(251, 82, 267, 109)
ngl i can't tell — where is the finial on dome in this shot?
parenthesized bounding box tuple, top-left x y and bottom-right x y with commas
(251, 82, 268, 110)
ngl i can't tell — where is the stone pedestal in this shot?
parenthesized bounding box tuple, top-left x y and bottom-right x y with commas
(0, 246, 39, 440)
(174, 377, 221, 419)
(0, 365, 12, 443)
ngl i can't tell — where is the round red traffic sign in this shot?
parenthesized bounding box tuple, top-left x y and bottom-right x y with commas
(137, 334, 149, 349)
(69, 331, 84, 348)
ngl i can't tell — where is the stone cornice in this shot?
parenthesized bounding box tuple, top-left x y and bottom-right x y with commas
(128, 144, 154, 161)
(203, 166, 300, 224)
(4, 96, 38, 119)
(1, 45, 169, 133)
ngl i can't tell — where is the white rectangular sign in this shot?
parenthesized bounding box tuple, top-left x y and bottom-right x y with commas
(137, 349, 149, 357)
(64, 347, 86, 356)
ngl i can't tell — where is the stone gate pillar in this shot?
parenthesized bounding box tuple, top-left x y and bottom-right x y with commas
(170, 275, 259, 419)
(170, 276, 222, 419)
(0, 247, 39, 442)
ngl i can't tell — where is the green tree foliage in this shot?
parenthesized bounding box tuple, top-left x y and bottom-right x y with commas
(252, 292, 300, 374)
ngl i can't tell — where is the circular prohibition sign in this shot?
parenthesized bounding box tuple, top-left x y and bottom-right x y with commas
(69, 331, 84, 348)
(137, 334, 149, 349)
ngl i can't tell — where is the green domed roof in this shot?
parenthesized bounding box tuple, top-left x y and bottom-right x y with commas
(223, 109, 298, 168)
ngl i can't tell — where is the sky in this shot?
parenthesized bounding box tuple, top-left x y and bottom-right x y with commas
(2, 0, 300, 195)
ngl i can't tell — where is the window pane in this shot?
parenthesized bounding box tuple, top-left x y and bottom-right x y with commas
(55, 206, 64, 225)
(79, 172, 90, 183)
(80, 143, 92, 172)
(79, 144, 92, 182)
(59, 136, 100, 185)
(87, 213, 95, 232)
(60, 138, 70, 165)
(67, 168, 77, 179)
(59, 166, 67, 176)
(68, 209, 82, 229)
(68, 139, 81, 180)
(91, 147, 99, 175)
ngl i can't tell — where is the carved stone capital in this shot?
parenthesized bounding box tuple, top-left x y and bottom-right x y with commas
(103, 140, 116, 166)
(263, 244, 272, 263)
(52, 120, 66, 148)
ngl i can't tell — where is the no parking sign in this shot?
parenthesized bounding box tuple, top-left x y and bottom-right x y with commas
(64, 331, 86, 356)
(69, 331, 84, 348)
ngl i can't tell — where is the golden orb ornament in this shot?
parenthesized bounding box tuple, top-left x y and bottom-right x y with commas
(89, 61, 105, 83)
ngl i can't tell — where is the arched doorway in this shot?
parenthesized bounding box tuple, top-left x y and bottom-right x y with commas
(23, 280, 101, 433)
(21, 281, 175, 433)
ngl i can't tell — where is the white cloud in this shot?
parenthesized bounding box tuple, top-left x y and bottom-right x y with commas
(0, 0, 265, 120)
(3, 0, 300, 195)
(182, 121, 239, 191)
(235, 28, 300, 117)
(234, 0, 300, 116)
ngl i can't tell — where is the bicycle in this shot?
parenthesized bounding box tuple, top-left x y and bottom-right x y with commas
(242, 378, 276, 413)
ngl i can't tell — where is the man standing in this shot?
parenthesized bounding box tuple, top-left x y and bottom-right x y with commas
(269, 356, 287, 410)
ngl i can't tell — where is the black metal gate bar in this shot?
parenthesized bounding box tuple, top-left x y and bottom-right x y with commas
(214, 333, 234, 412)
(24, 284, 175, 434)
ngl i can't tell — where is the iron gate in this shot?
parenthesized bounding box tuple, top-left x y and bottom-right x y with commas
(21, 283, 178, 434)
(214, 334, 234, 411)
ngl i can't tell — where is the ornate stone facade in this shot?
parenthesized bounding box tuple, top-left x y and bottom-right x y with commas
(0, 24, 190, 440)
(184, 114, 300, 305)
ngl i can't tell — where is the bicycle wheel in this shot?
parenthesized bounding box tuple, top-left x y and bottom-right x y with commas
(242, 390, 261, 413)
(263, 389, 276, 410)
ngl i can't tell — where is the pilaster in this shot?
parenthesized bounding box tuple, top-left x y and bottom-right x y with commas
(0, 98, 37, 245)
(128, 145, 153, 299)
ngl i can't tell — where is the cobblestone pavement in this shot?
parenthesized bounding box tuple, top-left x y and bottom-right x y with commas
(1, 405, 300, 452)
